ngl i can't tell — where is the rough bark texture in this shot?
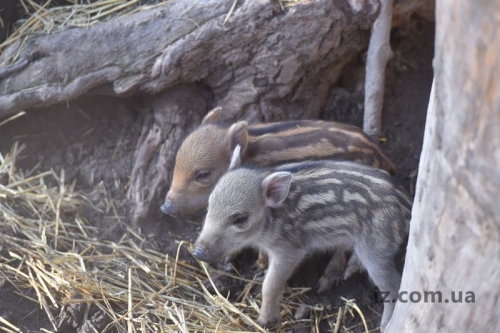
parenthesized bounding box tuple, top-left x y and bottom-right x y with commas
(0, 0, 433, 225)
(0, 0, 433, 119)
(387, 1, 500, 331)
(0, 0, 372, 119)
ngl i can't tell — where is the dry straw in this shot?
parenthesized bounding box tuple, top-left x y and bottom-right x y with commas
(0, 143, 373, 332)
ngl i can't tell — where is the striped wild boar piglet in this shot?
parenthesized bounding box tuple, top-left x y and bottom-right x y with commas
(163, 106, 397, 292)
(192, 155, 412, 332)
(162, 106, 396, 217)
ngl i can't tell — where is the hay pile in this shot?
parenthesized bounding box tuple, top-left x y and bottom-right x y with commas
(0, 143, 371, 332)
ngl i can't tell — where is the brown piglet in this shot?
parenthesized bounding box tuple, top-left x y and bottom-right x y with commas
(162, 107, 396, 218)
(162, 107, 397, 291)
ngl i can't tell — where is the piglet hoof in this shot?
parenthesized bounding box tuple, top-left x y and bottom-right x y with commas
(253, 259, 268, 273)
(256, 251, 269, 271)
(223, 262, 235, 273)
(219, 255, 237, 273)
(222, 255, 233, 266)
(343, 262, 363, 281)
(294, 305, 311, 320)
(256, 316, 281, 331)
(316, 276, 331, 294)
(342, 253, 365, 281)
(315, 275, 342, 294)
(251, 263, 267, 277)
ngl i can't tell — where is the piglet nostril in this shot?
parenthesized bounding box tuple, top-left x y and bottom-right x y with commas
(160, 200, 177, 216)
(192, 246, 207, 261)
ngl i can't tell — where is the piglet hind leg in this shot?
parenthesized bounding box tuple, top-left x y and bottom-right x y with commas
(316, 249, 349, 293)
(257, 251, 305, 328)
(221, 253, 237, 272)
(343, 252, 366, 280)
(354, 246, 401, 333)
(223, 251, 269, 275)
(256, 250, 269, 271)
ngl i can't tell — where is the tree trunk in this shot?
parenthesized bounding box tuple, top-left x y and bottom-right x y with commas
(387, 1, 500, 331)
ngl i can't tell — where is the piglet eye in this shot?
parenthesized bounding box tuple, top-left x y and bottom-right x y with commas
(231, 213, 249, 227)
(195, 170, 211, 182)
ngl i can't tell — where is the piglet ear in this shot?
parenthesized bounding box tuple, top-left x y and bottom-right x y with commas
(226, 121, 248, 154)
(201, 107, 222, 125)
(261, 172, 292, 207)
(229, 144, 242, 170)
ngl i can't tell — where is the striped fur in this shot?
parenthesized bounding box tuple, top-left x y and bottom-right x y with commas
(194, 161, 411, 331)
(163, 117, 396, 217)
(245, 121, 395, 171)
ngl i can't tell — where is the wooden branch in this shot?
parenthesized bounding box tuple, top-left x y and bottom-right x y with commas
(0, 0, 431, 121)
(0, 0, 373, 119)
(0, 0, 433, 227)
(0, 0, 231, 118)
(363, 0, 394, 142)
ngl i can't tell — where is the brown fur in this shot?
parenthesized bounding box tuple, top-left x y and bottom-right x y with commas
(166, 125, 231, 215)
(163, 112, 396, 217)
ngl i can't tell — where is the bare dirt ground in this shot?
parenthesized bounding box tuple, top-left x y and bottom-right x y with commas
(0, 16, 434, 333)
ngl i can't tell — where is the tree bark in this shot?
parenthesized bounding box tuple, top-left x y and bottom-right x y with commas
(0, 0, 433, 120)
(0, 0, 434, 226)
(387, 1, 500, 331)
(0, 0, 378, 119)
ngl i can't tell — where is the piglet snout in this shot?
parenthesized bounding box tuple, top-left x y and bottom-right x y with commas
(192, 245, 210, 262)
(160, 200, 178, 216)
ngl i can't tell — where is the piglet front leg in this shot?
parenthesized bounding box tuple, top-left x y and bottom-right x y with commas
(257, 251, 304, 328)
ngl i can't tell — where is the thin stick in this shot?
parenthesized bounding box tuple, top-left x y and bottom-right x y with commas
(363, 0, 394, 141)
(128, 267, 133, 333)
(0, 112, 26, 128)
(224, 0, 238, 25)
(333, 307, 343, 333)
(0, 317, 20, 332)
(341, 297, 369, 333)
(173, 240, 190, 286)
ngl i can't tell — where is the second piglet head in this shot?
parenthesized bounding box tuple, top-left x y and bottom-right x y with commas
(193, 164, 292, 263)
(161, 107, 249, 217)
